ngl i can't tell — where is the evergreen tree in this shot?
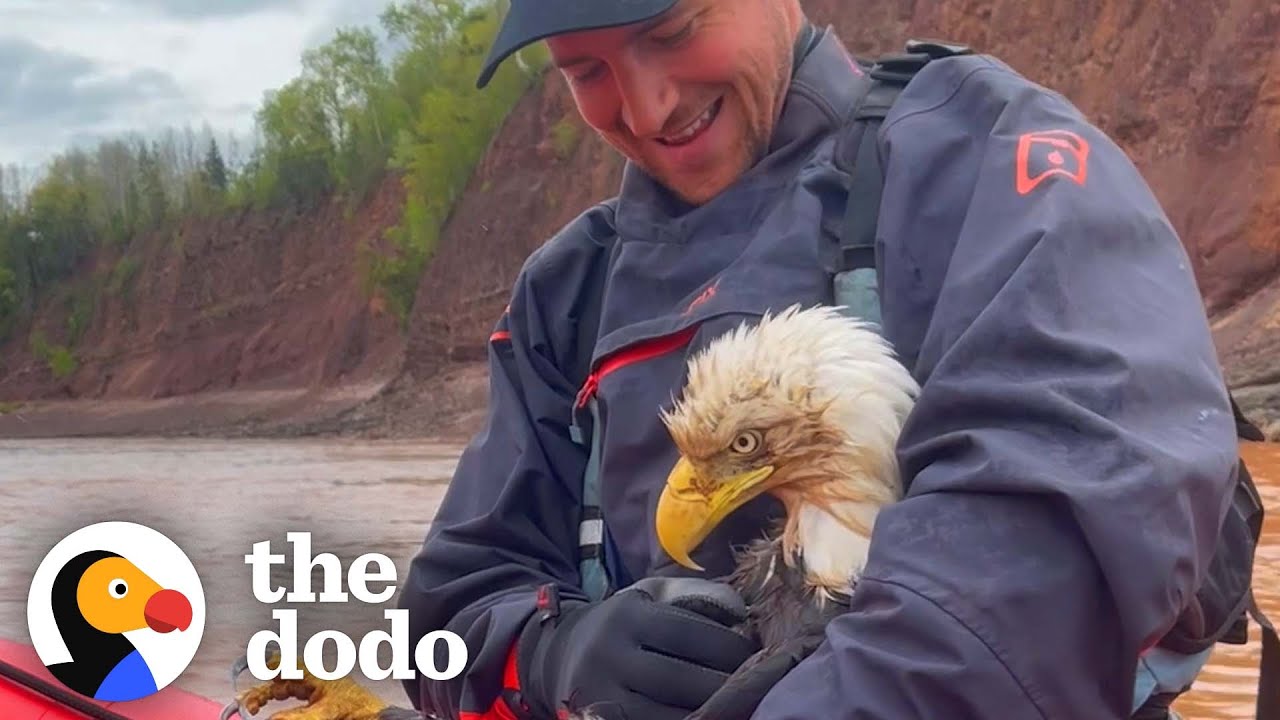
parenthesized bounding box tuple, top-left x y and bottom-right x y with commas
(203, 137, 229, 192)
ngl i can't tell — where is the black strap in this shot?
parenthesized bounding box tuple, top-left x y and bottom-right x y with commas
(835, 39, 973, 276)
(837, 111, 886, 274)
(1252, 591, 1280, 720)
(0, 657, 135, 720)
(1230, 398, 1277, 720)
(1234, 396, 1268, 441)
(1132, 693, 1179, 720)
(792, 20, 819, 75)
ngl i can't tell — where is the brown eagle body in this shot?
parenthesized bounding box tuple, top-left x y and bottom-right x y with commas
(729, 533, 851, 651)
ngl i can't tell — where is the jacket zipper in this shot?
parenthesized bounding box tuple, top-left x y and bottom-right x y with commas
(575, 324, 699, 409)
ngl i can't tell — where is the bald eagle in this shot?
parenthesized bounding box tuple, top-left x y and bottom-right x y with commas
(656, 304, 918, 682)
(230, 305, 918, 720)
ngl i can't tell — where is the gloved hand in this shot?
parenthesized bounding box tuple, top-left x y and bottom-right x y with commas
(513, 577, 760, 720)
(687, 630, 827, 720)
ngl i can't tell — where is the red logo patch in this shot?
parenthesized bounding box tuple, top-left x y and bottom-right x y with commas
(1015, 130, 1089, 195)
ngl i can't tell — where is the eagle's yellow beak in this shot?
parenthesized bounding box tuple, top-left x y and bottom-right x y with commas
(655, 456, 775, 571)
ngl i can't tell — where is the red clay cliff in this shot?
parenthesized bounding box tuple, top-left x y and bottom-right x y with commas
(1, 0, 1277, 437)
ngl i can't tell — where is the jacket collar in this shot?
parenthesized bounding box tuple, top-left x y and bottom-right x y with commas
(612, 23, 870, 242)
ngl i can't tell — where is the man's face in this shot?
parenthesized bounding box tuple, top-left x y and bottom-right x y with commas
(546, 0, 800, 206)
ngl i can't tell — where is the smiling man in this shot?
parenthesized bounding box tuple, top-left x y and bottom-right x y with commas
(394, 1, 1250, 720)
(538, 0, 801, 205)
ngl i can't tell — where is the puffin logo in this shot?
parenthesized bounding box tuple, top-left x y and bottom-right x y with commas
(26, 521, 205, 702)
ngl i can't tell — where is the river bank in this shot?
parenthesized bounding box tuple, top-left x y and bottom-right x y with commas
(0, 361, 492, 441)
(1, 357, 1276, 443)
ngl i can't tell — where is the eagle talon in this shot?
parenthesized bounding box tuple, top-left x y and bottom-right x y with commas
(230, 652, 388, 720)
(225, 653, 255, 720)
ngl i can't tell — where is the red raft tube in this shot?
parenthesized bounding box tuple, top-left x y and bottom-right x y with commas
(0, 638, 233, 720)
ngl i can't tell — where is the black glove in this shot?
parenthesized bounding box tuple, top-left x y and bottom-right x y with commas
(513, 577, 760, 720)
(687, 631, 826, 720)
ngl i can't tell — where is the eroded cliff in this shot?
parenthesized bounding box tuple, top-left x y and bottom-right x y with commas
(404, 0, 1280, 431)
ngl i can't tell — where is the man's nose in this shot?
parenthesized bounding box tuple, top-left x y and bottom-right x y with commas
(615, 62, 678, 138)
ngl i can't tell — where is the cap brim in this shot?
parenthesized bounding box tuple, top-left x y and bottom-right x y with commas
(476, 0, 679, 88)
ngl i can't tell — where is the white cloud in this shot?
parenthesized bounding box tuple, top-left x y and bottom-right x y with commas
(0, 0, 396, 167)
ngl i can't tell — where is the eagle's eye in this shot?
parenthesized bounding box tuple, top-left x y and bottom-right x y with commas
(108, 579, 128, 599)
(729, 430, 762, 455)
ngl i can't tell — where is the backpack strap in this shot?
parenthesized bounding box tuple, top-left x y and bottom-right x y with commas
(831, 39, 972, 328)
(1233, 398, 1280, 720)
(1252, 589, 1280, 720)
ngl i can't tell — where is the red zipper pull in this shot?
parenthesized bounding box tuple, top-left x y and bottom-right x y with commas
(575, 372, 600, 409)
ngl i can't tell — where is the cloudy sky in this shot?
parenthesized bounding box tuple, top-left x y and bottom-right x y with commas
(0, 0, 396, 168)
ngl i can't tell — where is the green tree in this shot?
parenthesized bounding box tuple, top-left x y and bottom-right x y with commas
(370, 0, 544, 322)
(293, 27, 410, 201)
(255, 78, 336, 207)
(123, 178, 142, 237)
(0, 258, 18, 340)
(95, 139, 137, 245)
(136, 142, 168, 232)
(25, 163, 94, 288)
(203, 138, 229, 192)
(0, 165, 11, 217)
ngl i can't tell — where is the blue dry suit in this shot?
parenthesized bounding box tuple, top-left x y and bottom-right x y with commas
(398, 25, 1241, 720)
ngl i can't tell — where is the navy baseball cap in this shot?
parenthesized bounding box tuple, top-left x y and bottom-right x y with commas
(476, 0, 679, 88)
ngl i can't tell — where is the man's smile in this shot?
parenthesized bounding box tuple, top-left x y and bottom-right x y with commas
(658, 97, 723, 146)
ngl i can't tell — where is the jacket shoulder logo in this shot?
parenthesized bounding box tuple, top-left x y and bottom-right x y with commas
(1015, 129, 1089, 195)
(683, 279, 720, 316)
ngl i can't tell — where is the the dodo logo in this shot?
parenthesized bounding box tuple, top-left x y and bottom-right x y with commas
(26, 521, 205, 702)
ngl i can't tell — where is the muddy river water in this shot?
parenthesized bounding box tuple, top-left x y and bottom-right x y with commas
(1, 438, 1278, 717)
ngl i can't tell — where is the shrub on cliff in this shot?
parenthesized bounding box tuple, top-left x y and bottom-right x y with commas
(27, 329, 78, 380)
(0, 265, 17, 342)
(372, 0, 546, 325)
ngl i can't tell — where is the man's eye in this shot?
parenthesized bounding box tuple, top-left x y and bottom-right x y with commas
(652, 21, 694, 47)
(571, 64, 606, 84)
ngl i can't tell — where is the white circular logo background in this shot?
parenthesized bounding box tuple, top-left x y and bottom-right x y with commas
(27, 521, 206, 697)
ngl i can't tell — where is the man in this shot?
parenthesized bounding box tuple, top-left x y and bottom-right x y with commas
(399, 1, 1241, 719)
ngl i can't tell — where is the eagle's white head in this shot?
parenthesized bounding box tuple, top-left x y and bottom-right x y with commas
(656, 304, 919, 592)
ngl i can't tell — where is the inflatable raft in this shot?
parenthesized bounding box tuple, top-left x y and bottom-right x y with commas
(0, 637, 231, 719)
